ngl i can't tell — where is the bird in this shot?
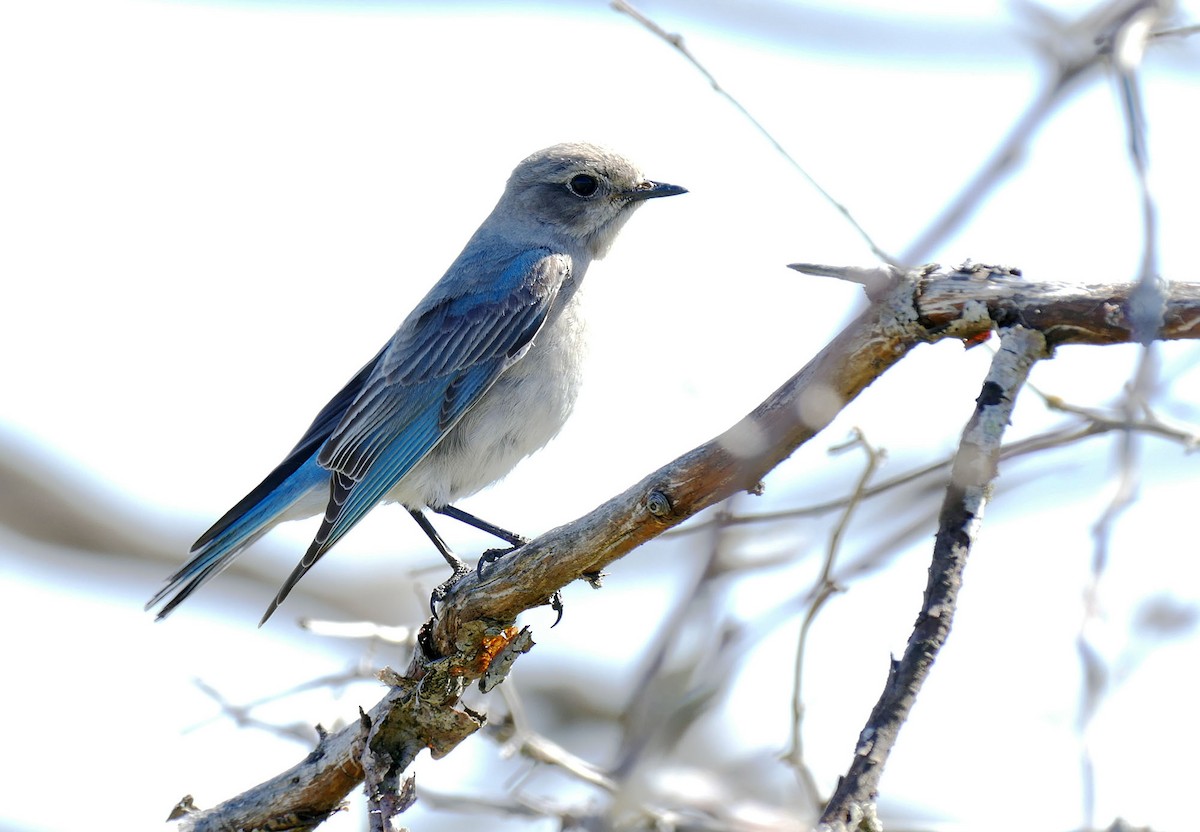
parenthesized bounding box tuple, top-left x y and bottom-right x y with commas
(146, 142, 686, 625)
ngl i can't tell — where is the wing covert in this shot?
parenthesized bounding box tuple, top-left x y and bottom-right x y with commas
(318, 249, 570, 481)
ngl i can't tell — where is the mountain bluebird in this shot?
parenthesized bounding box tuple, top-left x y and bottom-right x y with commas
(147, 142, 686, 625)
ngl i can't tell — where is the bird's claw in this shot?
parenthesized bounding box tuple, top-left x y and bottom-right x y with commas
(429, 561, 472, 617)
(476, 545, 519, 579)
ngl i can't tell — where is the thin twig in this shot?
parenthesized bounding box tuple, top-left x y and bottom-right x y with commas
(661, 379, 1198, 542)
(1111, 4, 1167, 345)
(899, 1, 1157, 264)
(783, 430, 884, 804)
(613, 497, 735, 779)
(610, 0, 895, 265)
(1078, 398, 1143, 828)
(1074, 9, 1169, 822)
(299, 618, 418, 646)
(1151, 22, 1200, 38)
(492, 684, 618, 794)
(1077, 361, 1161, 828)
(187, 667, 375, 741)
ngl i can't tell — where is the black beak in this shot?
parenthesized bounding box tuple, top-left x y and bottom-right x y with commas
(628, 179, 688, 201)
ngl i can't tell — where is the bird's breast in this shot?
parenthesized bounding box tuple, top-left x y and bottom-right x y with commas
(385, 289, 588, 509)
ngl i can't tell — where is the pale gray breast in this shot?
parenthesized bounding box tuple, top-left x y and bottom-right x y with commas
(384, 286, 588, 509)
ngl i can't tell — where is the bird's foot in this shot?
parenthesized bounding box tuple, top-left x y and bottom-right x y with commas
(476, 545, 520, 578)
(429, 560, 473, 617)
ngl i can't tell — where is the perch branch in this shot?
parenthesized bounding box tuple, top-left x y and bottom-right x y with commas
(176, 267, 1200, 831)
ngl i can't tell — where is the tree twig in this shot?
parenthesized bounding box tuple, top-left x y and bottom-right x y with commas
(900, 0, 1157, 264)
(652, 380, 1198, 541)
(818, 325, 1049, 825)
(610, 0, 895, 265)
(784, 430, 884, 803)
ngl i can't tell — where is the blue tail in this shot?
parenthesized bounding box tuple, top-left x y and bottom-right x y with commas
(146, 452, 329, 619)
(148, 347, 386, 619)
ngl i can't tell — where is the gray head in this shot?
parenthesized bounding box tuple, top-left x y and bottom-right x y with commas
(501, 142, 686, 259)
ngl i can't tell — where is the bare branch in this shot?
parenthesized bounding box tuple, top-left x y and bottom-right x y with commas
(176, 268, 1200, 832)
(1151, 22, 1200, 38)
(819, 325, 1049, 825)
(789, 263, 909, 301)
(661, 396, 1196, 542)
(298, 618, 418, 647)
(1109, 4, 1169, 344)
(489, 707, 617, 794)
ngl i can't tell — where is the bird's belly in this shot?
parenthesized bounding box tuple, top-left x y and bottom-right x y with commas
(385, 295, 587, 509)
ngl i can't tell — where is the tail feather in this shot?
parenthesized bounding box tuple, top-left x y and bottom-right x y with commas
(258, 537, 325, 626)
(147, 453, 328, 619)
(257, 470, 357, 626)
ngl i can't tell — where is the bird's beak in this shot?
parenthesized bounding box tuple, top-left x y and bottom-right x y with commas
(628, 179, 688, 201)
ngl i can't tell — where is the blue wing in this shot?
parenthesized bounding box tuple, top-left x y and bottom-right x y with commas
(259, 247, 572, 622)
(148, 247, 571, 622)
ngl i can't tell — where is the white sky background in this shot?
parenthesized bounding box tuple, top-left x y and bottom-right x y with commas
(2, 1, 1199, 831)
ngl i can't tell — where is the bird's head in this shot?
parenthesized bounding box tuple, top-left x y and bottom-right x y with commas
(502, 142, 686, 259)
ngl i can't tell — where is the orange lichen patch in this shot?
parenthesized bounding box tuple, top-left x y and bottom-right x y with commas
(447, 625, 520, 677)
(475, 626, 519, 674)
(962, 329, 993, 348)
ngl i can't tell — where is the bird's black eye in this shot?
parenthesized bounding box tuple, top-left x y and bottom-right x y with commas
(567, 173, 599, 198)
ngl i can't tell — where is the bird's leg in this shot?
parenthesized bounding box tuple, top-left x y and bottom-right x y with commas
(432, 504, 527, 545)
(408, 508, 471, 614)
(431, 504, 529, 577)
(428, 504, 567, 625)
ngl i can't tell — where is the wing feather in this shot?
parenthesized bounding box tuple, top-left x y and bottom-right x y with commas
(259, 248, 573, 623)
